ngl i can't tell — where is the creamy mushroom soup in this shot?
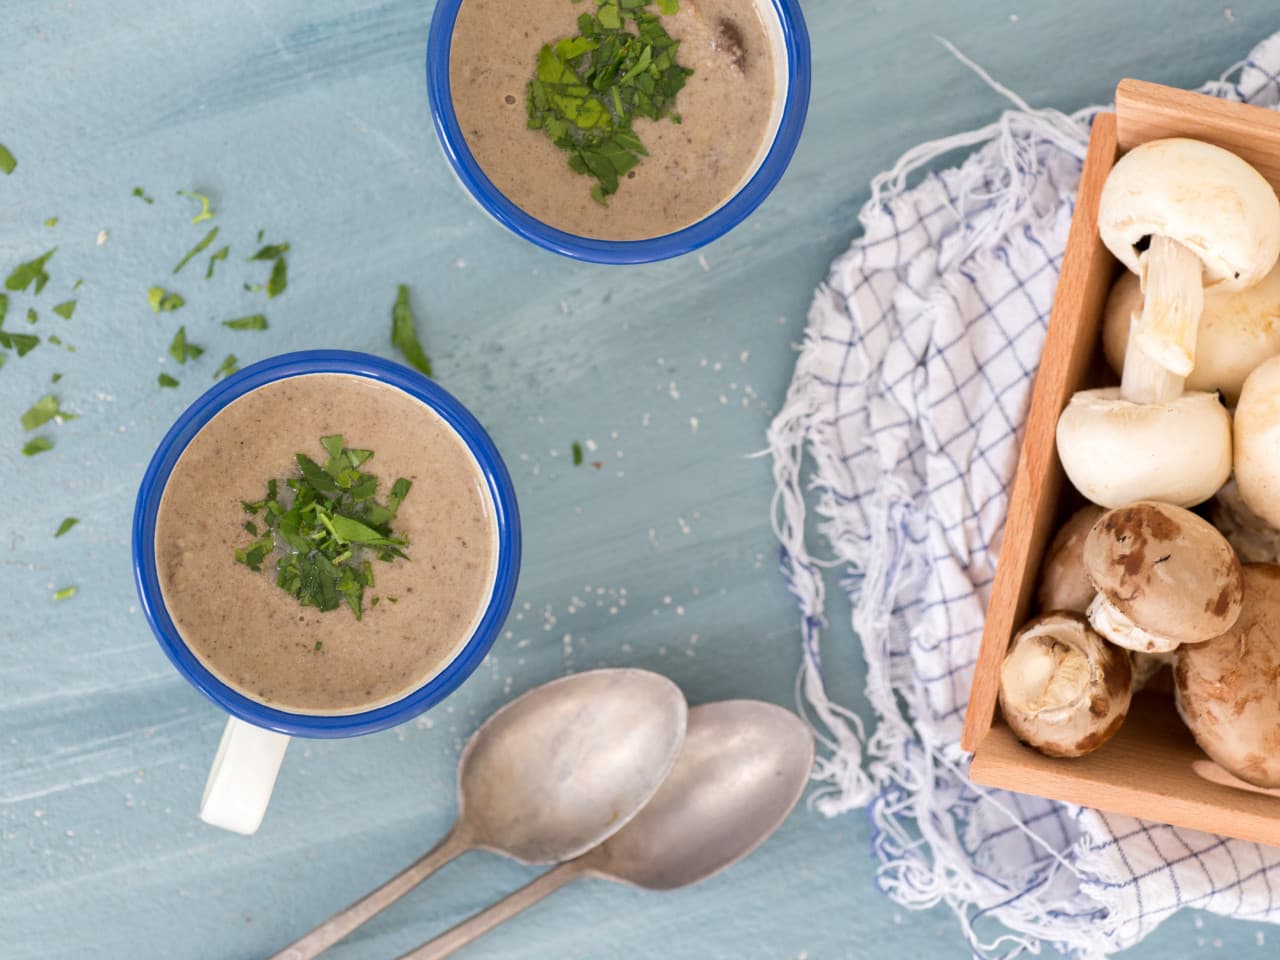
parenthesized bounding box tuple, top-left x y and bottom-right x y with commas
(154, 374, 498, 715)
(449, 0, 778, 240)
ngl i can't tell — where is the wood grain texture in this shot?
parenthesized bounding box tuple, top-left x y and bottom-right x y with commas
(971, 693, 1280, 849)
(3, 2, 1280, 958)
(960, 113, 1120, 752)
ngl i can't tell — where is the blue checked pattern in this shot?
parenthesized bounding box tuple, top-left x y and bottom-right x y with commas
(768, 33, 1280, 958)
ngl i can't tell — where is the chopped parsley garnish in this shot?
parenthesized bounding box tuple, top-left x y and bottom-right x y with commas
(223, 314, 268, 331)
(168, 326, 204, 364)
(55, 517, 79, 538)
(249, 243, 289, 299)
(526, 0, 691, 203)
(235, 435, 413, 619)
(0, 144, 15, 175)
(132, 187, 154, 204)
(52, 586, 76, 601)
(148, 287, 185, 313)
(0, 330, 39, 356)
(213, 354, 239, 380)
(6, 248, 57, 294)
(572, 441, 584, 465)
(158, 373, 180, 388)
(174, 227, 219, 274)
(390, 285, 432, 377)
(206, 245, 229, 279)
(21, 394, 76, 431)
(52, 300, 75, 320)
(22, 436, 53, 456)
(177, 190, 214, 223)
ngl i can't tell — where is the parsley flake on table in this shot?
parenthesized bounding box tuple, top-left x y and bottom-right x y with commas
(55, 517, 79, 538)
(223, 314, 268, 331)
(148, 287, 185, 313)
(0, 329, 40, 356)
(53, 586, 76, 601)
(52, 300, 76, 320)
(20, 394, 76, 431)
(0, 143, 15, 175)
(5, 248, 57, 294)
(267, 256, 287, 298)
(22, 436, 53, 456)
(26, 308, 37, 324)
(526, 0, 691, 203)
(213, 354, 239, 380)
(249, 243, 290, 261)
(132, 187, 154, 204)
(157, 372, 180, 388)
(173, 226, 219, 274)
(168, 326, 204, 364)
(205, 245, 229, 280)
(390, 285, 432, 377)
(44, 217, 58, 229)
(177, 190, 214, 223)
(235, 435, 413, 619)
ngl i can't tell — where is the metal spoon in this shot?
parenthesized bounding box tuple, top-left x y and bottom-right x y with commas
(271, 668, 687, 960)
(399, 699, 815, 960)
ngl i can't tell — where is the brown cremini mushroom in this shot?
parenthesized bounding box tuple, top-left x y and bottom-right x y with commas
(1175, 564, 1280, 788)
(999, 612, 1133, 758)
(1037, 505, 1105, 614)
(1082, 501, 1243, 653)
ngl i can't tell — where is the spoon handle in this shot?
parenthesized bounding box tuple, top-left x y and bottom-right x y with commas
(398, 860, 585, 960)
(270, 825, 471, 960)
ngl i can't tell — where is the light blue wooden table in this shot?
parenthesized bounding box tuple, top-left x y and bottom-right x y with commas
(3, 2, 1278, 957)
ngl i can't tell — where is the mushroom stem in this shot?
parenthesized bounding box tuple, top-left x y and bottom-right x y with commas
(1087, 593, 1181, 654)
(1120, 316, 1186, 404)
(1002, 633, 1091, 719)
(1135, 235, 1205, 377)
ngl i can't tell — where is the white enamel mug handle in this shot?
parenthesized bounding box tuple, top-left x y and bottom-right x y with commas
(200, 716, 291, 835)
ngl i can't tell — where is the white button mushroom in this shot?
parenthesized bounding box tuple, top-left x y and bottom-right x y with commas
(1175, 563, 1280, 788)
(1232, 355, 1280, 529)
(1101, 264, 1280, 406)
(1082, 501, 1243, 654)
(1098, 137, 1280, 378)
(1037, 504, 1105, 614)
(998, 612, 1133, 758)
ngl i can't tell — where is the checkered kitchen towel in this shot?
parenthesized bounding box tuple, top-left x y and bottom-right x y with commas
(767, 34, 1280, 958)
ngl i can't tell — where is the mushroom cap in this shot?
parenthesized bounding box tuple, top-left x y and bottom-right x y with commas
(1098, 138, 1280, 292)
(1210, 479, 1280, 565)
(998, 612, 1132, 758)
(1055, 388, 1231, 508)
(1175, 564, 1280, 787)
(1083, 501, 1243, 646)
(1102, 265, 1280, 405)
(1232, 355, 1280, 528)
(1037, 504, 1105, 614)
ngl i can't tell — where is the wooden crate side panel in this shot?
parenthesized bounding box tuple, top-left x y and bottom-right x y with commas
(960, 113, 1120, 752)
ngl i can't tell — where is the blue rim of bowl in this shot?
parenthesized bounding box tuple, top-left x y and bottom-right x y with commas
(131, 350, 522, 739)
(425, 0, 811, 264)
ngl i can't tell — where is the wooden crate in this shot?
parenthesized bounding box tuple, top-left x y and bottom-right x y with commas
(962, 79, 1280, 847)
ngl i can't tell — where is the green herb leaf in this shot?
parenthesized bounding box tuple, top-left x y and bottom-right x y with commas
(5, 248, 57, 294)
(158, 372, 180, 388)
(27, 308, 37, 324)
(656, 0, 677, 13)
(213, 354, 239, 380)
(320, 434, 345, 458)
(148, 287, 185, 313)
(21, 394, 76, 431)
(205, 245, 229, 279)
(177, 190, 214, 223)
(315, 640, 323, 651)
(54, 517, 79, 538)
(51, 372, 61, 383)
(224, 314, 268, 331)
(390, 284, 432, 377)
(53, 586, 76, 601)
(132, 187, 154, 204)
(22, 436, 53, 456)
(44, 217, 58, 228)
(52, 300, 76, 320)
(168, 325, 204, 364)
(572, 441, 584, 465)
(0, 143, 15, 175)
(0, 330, 40, 356)
(173, 226, 219, 274)
(249, 243, 290, 261)
(266, 256, 287, 298)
